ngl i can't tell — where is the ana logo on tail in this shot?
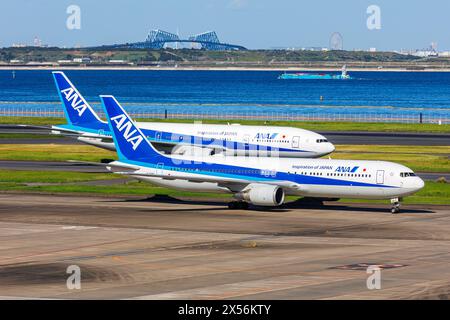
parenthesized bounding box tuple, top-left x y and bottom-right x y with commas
(110, 114, 143, 150)
(61, 88, 88, 116)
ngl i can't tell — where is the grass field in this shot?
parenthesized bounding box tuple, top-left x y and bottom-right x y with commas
(0, 133, 60, 140)
(0, 144, 448, 173)
(332, 145, 450, 173)
(0, 144, 115, 162)
(1, 116, 449, 133)
(0, 170, 448, 205)
(0, 169, 117, 184)
(1, 183, 231, 199)
(0, 141, 448, 205)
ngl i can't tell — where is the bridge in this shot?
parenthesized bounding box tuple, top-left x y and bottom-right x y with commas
(106, 29, 247, 51)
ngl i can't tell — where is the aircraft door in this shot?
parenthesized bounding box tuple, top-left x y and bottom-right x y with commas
(156, 162, 164, 176)
(292, 136, 300, 148)
(243, 134, 250, 145)
(243, 134, 250, 152)
(376, 170, 385, 184)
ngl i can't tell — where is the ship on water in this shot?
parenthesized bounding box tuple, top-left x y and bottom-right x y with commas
(278, 65, 352, 80)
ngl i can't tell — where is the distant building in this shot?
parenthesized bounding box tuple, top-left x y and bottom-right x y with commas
(10, 59, 24, 64)
(301, 47, 328, 52)
(108, 59, 128, 64)
(369, 47, 377, 52)
(413, 50, 438, 57)
(26, 61, 57, 66)
(73, 57, 91, 63)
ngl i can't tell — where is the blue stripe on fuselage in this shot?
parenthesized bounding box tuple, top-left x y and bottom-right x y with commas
(121, 154, 397, 189)
(141, 128, 309, 153)
(55, 124, 310, 153)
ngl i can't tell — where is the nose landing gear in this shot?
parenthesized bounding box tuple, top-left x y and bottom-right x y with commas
(390, 198, 401, 214)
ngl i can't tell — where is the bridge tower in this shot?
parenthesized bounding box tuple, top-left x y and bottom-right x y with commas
(188, 31, 226, 50)
(131, 29, 180, 49)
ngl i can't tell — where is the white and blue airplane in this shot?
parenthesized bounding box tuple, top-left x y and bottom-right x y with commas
(51, 71, 335, 158)
(99, 95, 424, 213)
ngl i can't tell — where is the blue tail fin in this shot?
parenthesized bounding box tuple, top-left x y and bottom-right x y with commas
(100, 95, 161, 163)
(52, 71, 108, 131)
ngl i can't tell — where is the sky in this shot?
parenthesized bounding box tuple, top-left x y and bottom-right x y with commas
(0, 0, 449, 51)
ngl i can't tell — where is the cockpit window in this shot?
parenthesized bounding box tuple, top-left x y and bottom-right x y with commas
(400, 172, 416, 177)
(316, 139, 328, 143)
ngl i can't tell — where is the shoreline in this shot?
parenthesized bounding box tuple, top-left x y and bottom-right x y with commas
(2, 66, 450, 72)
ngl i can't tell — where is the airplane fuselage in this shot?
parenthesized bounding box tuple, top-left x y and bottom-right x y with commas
(109, 154, 424, 200)
(53, 122, 335, 158)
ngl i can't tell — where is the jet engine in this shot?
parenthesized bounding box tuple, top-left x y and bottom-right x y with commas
(234, 183, 285, 207)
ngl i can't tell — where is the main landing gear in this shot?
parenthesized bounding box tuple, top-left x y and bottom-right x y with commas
(390, 198, 401, 214)
(228, 201, 249, 210)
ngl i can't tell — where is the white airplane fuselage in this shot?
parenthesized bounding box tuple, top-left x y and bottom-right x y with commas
(110, 154, 424, 200)
(51, 71, 335, 158)
(100, 94, 425, 209)
(137, 121, 335, 158)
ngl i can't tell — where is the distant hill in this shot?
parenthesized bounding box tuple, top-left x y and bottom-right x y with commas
(1, 46, 446, 69)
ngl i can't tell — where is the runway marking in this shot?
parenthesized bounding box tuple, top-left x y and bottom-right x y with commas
(61, 226, 99, 230)
(1, 194, 449, 299)
(0, 296, 58, 300)
(130, 274, 360, 300)
(0, 195, 216, 211)
(0, 229, 169, 264)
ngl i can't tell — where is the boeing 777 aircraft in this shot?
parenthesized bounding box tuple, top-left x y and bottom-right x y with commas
(99, 95, 424, 213)
(50, 71, 335, 158)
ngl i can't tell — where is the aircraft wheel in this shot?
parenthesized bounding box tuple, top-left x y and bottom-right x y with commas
(391, 207, 400, 214)
(390, 198, 401, 214)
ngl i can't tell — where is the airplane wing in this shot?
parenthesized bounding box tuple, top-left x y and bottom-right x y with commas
(51, 125, 112, 139)
(15, 125, 223, 154)
(111, 169, 301, 192)
(17, 124, 54, 130)
(67, 160, 139, 171)
(12, 124, 111, 139)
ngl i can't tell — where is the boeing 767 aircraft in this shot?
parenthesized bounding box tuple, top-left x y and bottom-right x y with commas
(99, 95, 424, 213)
(50, 71, 335, 158)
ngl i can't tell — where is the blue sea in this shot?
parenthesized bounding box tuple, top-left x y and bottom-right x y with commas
(0, 70, 450, 120)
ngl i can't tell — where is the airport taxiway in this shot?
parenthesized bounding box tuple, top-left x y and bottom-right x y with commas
(0, 193, 449, 299)
(0, 160, 447, 181)
(2, 125, 450, 146)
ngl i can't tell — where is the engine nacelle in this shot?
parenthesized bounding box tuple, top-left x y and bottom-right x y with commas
(234, 184, 285, 207)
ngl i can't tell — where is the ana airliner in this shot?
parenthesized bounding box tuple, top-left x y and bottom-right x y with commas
(50, 71, 335, 158)
(99, 95, 424, 213)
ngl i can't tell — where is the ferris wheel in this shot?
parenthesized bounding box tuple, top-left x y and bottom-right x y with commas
(329, 32, 343, 51)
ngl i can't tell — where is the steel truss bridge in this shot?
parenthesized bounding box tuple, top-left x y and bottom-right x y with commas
(107, 29, 246, 51)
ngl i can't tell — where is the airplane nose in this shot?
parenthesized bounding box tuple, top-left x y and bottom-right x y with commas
(415, 177, 425, 191)
(319, 143, 335, 156)
(328, 143, 336, 153)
